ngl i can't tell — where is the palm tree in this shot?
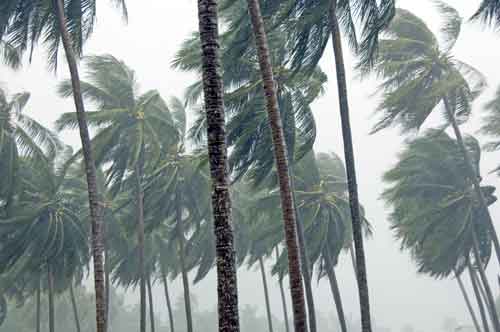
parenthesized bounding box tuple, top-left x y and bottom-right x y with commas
(472, 0, 500, 26)
(0, 4, 128, 331)
(382, 130, 500, 330)
(366, 3, 500, 266)
(197, 1, 240, 331)
(56, 54, 177, 332)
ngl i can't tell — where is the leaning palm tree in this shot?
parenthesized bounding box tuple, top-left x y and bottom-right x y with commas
(382, 130, 500, 331)
(0, 3, 128, 331)
(364, 3, 500, 265)
(56, 54, 177, 332)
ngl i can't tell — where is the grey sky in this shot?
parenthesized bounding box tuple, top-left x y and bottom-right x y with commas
(2, 0, 500, 331)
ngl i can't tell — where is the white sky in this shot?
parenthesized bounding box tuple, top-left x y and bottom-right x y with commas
(2, 0, 500, 331)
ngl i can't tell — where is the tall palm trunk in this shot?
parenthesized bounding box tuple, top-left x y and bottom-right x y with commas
(69, 283, 82, 332)
(276, 248, 290, 332)
(328, 2, 372, 332)
(147, 276, 156, 332)
(104, 243, 110, 332)
(476, 273, 495, 323)
(469, 262, 491, 332)
(135, 160, 146, 332)
(443, 99, 500, 264)
(36, 280, 41, 332)
(471, 232, 500, 332)
(324, 247, 347, 332)
(455, 269, 482, 332)
(53, 2, 106, 332)
(197, 1, 240, 331)
(259, 257, 274, 332)
(47, 264, 55, 332)
(349, 243, 358, 275)
(161, 268, 175, 332)
(175, 187, 193, 332)
(246, 1, 307, 330)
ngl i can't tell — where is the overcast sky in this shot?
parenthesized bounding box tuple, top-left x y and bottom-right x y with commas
(2, 1, 500, 331)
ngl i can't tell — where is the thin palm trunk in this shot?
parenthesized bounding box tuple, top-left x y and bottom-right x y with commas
(147, 276, 156, 332)
(443, 99, 500, 264)
(69, 283, 82, 332)
(197, 1, 240, 331)
(455, 268, 482, 332)
(105, 243, 110, 332)
(349, 243, 358, 275)
(276, 248, 291, 332)
(324, 247, 348, 332)
(36, 280, 41, 332)
(176, 187, 193, 332)
(476, 273, 495, 322)
(329, 2, 372, 332)
(135, 161, 146, 332)
(469, 262, 491, 332)
(471, 232, 500, 332)
(161, 268, 175, 332)
(53, 2, 106, 332)
(259, 257, 274, 332)
(48, 264, 55, 332)
(246, 1, 307, 330)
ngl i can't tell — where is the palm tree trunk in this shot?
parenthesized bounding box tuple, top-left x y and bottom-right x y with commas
(48, 264, 55, 332)
(259, 257, 274, 332)
(135, 161, 146, 332)
(324, 247, 348, 332)
(246, 1, 307, 331)
(443, 98, 500, 264)
(349, 243, 358, 275)
(161, 268, 175, 332)
(455, 268, 482, 332)
(176, 187, 194, 332)
(36, 280, 41, 332)
(476, 273, 496, 323)
(147, 276, 156, 332)
(469, 261, 491, 332)
(276, 248, 290, 332)
(69, 282, 82, 332)
(53, 2, 106, 332)
(197, 1, 240, 331)
(104, 243, 110, 332)
(328, 2, 372, 332)
(471, 231, 500, 332)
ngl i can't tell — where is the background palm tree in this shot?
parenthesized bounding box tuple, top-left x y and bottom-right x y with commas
(472, 0, 500, 26)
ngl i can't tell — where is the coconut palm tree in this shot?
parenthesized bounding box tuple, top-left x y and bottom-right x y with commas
(365, 3, 500, 266)
(382, 130, 500, 330)
(56, 54, 177, 332)
(472, 0, 500, 25)
(196, 1, 240, 330)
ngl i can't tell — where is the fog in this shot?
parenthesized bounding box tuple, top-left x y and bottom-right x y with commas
(2, 0, 500, 331)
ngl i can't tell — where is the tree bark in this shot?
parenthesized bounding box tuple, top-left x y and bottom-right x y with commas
(48, 264, 55, 332)
(135, 161, 146, 332)
(36, 280, 41, 332)
(471, 232, 500, 332)
(455, 268, 482, 332)
(197, 1, 240, 331)
(324, 247, 348, 332)
(469, 262, 491, 332)
(53, 2, 106, 332)
(328, 2, 372, 332)
(147, 276, 156, 332)
(161, 268, 175, 332)
(69, 282, 82, 332)
(105, 242, 110, 332)
(246, 1, 307, 331)
(176, 187, 193, 332)
(259, 257, 274, 332)
(443, 98, 500, 265)
(276, 248, 290, 332)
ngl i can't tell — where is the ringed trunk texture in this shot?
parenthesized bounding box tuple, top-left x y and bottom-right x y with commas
(176, 188, 194, 332)
(276, 248, 291, 332)
(443, 99, 500, 264)
(455, 269, 482, 332)
(36, 281, 41, 332)
(324, 248, 348, 332)
(135, 163, 146, 332)
(70, 283, 82, 332)
(147, 276, 156, 332)
(161, 269, 175, 332)
(246, 0, 307, 330)
(53, 1, 106, 332)
(469, 262, 491, 332)
(197, 1, 240, 331)
(329, 1, 372, 332)
(259, 257, 274, 332)
(48, 264, 55, 332)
